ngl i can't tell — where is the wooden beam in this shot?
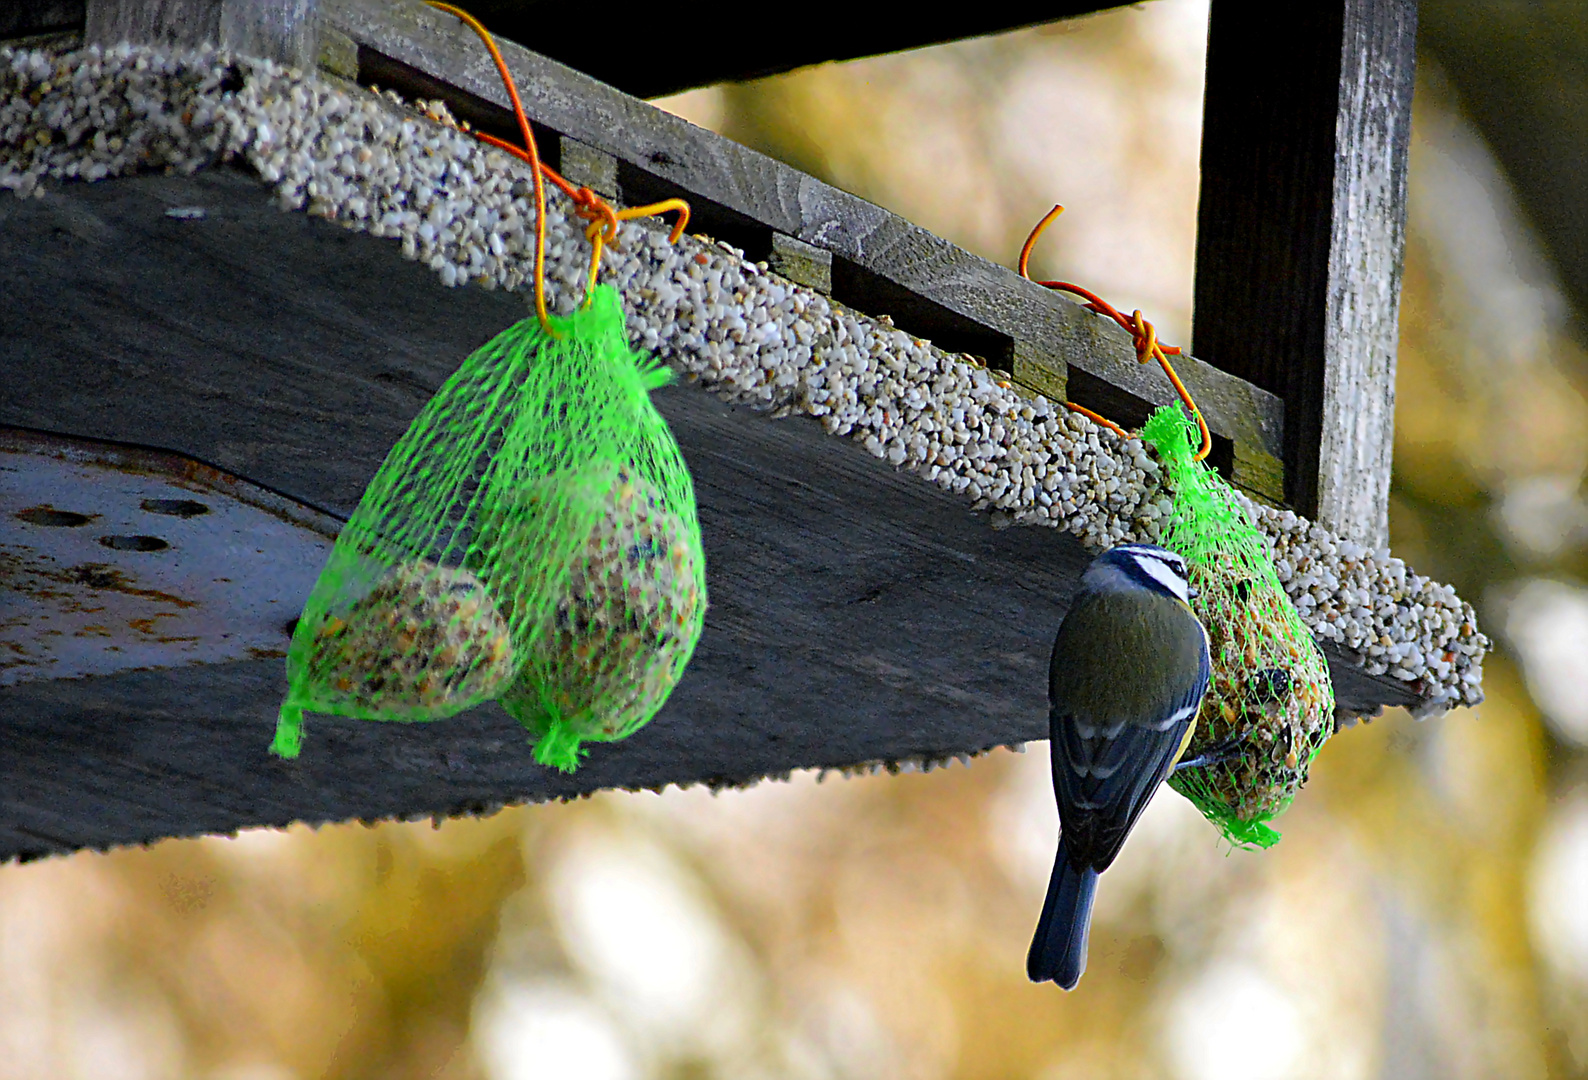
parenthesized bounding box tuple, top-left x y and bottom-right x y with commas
(5, 0, 1297, 505)
(4, 0, 1289, 497)
(0, 0, 1462, 863)
(7, 1, 1187, 103)
(1192, 0, 1418, 545)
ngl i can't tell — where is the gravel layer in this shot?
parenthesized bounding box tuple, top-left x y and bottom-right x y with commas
(0, 42, 1488, 721)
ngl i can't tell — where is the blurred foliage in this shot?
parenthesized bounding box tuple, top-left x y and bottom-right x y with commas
(4, 2, 1588, 1078)
(1419, 0, 1588, 342)
(0, 814, 528, 1079)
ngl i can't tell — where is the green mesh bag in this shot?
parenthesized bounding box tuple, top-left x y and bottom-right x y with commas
(1141, 405, 1334, 848)
(272, 283, 706, 772)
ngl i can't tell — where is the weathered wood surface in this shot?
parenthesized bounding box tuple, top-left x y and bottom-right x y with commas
(0, 167, 1413, 862)
(1192, 0, 1417, 545)
(83, 0, 320, 68)
(327, 0, 1289, 504)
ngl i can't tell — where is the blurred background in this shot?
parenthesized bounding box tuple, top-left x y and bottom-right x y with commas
(4, 1, 1588, 1076)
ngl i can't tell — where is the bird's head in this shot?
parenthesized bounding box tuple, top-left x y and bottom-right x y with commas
(1085, 543, 1195, 606)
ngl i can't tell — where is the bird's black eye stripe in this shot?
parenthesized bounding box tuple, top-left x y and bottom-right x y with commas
(1141, 551, 1183, 575)
(1111, 550, 1194, 604)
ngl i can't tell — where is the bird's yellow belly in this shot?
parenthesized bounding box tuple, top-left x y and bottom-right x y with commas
(1170, 716, 1199, 766)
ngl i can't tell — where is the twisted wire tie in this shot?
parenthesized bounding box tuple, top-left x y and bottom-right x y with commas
(1017, 204, 1213, 462)
(424, 2, 689, 335)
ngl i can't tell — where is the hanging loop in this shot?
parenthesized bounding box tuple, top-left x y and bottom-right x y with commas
(1018, 204, 1213, 461)
(424, 3, 691, 319)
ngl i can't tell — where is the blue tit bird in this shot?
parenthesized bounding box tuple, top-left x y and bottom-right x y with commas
(1027, 542, 1212, 990)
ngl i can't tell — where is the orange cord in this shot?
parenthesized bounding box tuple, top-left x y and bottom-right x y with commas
(474, 131, 689, 243)
(424, 1, 552, 333)
(424, 2, 690, 323)
(1062, 401, 1130, 439)
(476, 128, 691, 297)
(1018, 204, 1213, 461)
(617, 199, 691, 244)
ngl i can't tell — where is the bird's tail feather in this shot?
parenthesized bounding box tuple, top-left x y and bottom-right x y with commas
(1026, 839, 1098, 989)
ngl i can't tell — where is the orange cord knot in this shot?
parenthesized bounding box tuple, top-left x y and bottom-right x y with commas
(1016, 204, 1212, 461)
(424, 1, 692, 329)
(571, 187, 620, 245)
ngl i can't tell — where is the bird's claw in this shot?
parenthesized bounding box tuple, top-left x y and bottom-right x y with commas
(1174, 735, 1246, 772)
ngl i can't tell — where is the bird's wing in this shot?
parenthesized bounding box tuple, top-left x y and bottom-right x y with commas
(1048, 588, 1210, 871)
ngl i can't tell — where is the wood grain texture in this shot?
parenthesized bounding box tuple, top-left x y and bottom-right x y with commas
(327, 0, 1286, 483)
(83, 0, 318, 68)
(558, 137, 618, 200)
(1192, 0, 1416, 546)
(6, 0, 1291, 501)
(1324, 0, 1415, 546)
(768, 233, 833, 296)
(0, 168, 1414, 860)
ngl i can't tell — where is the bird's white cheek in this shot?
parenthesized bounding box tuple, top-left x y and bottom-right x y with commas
(1132, 555, 1190, 603)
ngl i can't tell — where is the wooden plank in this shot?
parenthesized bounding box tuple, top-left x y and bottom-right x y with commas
(327, 0, 1289, 504)
(0, 166, 1416, 861)
(1192, 0, 1417, 545)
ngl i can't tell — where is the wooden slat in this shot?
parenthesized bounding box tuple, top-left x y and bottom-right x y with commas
(1, 0, 1443, 859)
(1192, 0, 1418, 545)
(0, 0, 84, 39)
(12, 0, 1293, 503)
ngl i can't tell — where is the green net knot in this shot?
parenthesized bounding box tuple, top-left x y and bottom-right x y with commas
(1171, 771, 1286, 850)
(569, 284, 675, 390)
(270, 704, 304, 760)
(1140, 405, 1246, 545)
(532, 720, 587, 773)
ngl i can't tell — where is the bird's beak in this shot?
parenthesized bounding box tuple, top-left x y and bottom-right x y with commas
(1187, 586, 1199, 601)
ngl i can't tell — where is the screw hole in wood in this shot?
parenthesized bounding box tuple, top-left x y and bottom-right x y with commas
(15, 508, 91, 527)
(141, 499, 210, 518)
(99, 535, 170, 552)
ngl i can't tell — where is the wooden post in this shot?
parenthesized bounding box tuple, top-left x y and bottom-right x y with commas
(84, 0, 319, 68)
(1192, 0, 1417, 546)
